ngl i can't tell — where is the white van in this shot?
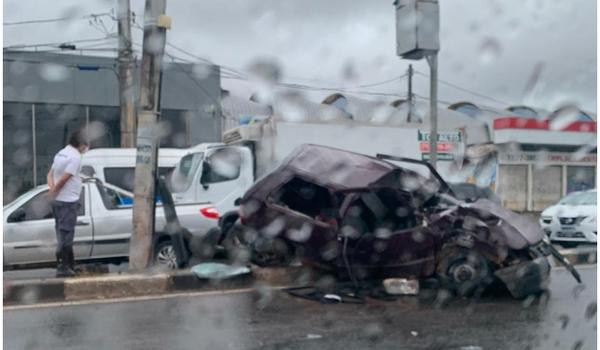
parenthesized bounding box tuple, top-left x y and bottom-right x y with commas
(81, 148, 189, 192)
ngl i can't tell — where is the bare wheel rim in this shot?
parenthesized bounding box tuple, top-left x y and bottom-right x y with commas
(156, 245, 177, 269)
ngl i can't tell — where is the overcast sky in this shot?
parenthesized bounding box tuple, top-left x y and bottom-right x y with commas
(3, 0, 597, 113)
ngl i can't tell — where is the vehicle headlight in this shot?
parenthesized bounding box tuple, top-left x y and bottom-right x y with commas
(575, 216, 588, 225)
(540, 216, 553, 224)
(582, 216, 596, 224)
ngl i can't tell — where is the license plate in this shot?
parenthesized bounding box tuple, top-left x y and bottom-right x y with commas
(561, 226, 575, 231)
(558, 231, 574, 238)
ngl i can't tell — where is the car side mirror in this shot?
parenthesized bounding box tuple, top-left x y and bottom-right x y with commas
(234, 197, 241, 206)
(8, 208, 26, 223)
(202, 184, 209, 190)
(200, 161, 211, 185)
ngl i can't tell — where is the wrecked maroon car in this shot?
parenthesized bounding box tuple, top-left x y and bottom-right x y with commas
(217, 144, 580, 298)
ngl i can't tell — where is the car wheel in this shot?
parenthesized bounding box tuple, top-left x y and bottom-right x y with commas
(154, 240, 179, 270)
(436, 246, 492, 297)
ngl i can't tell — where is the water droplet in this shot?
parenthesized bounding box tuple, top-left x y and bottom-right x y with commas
(558, 314, 570, 329)
(572, 284, 586, 299)
(39, 63, 70, 82)
(364, 323, 384, 342)
(193, 63, 214, 80)
(572, 340, 584, 350)
(521, 294, 536, 308)
(10, 60, 28, 75)
(585, 302, 596, 319)
(263, 217, 286, 238)
(286, 223, 313, 242)
(341, 60, 358, 81)
(478, 37, 502, 65)
(549, 105, 580, 131)
(248, 59, 281, 83)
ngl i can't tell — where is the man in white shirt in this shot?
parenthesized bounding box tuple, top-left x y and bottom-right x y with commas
(47, 130, 89, 277)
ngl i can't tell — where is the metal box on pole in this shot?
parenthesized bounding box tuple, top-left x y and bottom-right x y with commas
(394, 0, 439, 60)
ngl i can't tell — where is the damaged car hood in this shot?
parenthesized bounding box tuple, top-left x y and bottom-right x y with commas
(462, 199, 545, 249)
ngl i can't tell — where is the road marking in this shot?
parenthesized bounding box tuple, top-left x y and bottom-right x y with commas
(3, 286, 291, 311)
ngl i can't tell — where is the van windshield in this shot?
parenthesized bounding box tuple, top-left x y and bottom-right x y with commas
(170, 152, 204, 192)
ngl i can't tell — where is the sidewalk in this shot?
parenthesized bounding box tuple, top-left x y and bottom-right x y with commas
(4, 248, 595, 306)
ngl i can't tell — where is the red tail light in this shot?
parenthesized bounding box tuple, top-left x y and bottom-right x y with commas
(200, 206, 219, 219)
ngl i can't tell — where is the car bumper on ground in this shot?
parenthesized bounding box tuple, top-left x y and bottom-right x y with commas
(494, 257, 551, 299)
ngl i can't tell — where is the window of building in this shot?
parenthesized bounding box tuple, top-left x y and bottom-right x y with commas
(3, 102, 34, 204)
(532, 166, 562, 211)
(497, 165, 528, 211)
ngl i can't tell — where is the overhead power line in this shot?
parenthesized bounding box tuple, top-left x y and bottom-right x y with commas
(4, 12, 113, 26)
(4, 35, 117, 50)
(413, 70, 511, 106)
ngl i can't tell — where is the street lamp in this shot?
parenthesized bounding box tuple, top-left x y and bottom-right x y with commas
(394, 0, 440, 169)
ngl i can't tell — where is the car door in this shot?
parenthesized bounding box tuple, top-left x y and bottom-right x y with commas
(4, 187, 92, 266)
(88, 183, 133, 258)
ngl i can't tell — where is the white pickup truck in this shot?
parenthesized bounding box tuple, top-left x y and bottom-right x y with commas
(3, 178, 218, 270)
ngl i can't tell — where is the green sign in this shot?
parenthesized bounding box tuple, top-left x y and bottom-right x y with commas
(421, 153, 455, 161)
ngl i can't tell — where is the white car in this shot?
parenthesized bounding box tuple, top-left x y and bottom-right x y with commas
(540, 190, 597, 246)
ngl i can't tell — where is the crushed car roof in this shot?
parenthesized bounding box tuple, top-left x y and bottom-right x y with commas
(278, 144, 400, 190)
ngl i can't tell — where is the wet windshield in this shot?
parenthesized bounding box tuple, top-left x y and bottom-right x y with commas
(559, 191, 597, 205)
(2, 1, 596, 350)
(170, 152, 203, 192)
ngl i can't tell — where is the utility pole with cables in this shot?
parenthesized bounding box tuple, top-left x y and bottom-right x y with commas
(117, 0, 136, 148)
(130, 0, 170, 270)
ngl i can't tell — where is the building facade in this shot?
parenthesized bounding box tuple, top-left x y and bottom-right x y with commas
(3, 50, 222, 203)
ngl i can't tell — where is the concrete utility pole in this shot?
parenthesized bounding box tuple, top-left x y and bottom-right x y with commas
(426, 54, 438, 169)
(117, 0, 136, 148)
(130, 0, 170, 270)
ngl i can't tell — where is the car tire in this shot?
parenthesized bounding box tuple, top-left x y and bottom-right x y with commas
(154, 240, 180, 270)
(436, 246, 493, 298)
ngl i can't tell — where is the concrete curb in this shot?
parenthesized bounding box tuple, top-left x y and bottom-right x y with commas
(4, 251, 595, 306)
(3, 265, 324, 306)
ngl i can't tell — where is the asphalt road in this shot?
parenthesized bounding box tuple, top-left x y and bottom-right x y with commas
(4, 266, 596, 350)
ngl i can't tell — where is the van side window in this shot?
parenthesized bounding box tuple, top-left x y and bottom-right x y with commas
(201, 149, 242, 184)
(96, 183, 133, 210)
(105, 167, 174, 192)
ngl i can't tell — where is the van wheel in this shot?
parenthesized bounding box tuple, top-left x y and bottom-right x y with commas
(154, 241, 179, 270)
(436, 246, 492, 297)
